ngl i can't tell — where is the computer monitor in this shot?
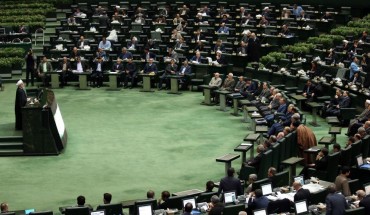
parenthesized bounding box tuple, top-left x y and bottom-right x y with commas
(29, 211, 53, 215)
(166, 195, 186, 210)
(196, 191, 217, 203)
(24, 209, 35, 215)
(182, 198, 196, 209)
(261, 183, 273, 196)
(137, 204, 152, 215)
(295, 200, 308, 215)
(96, 203, 123, 215)
(294, 175, 305, 185)
(253, 209, 267, 215)
(364, 183, 370, 195)
(135, 199, 157, 212)
(90, 211, 105, 215)
(356, 154, 364, 166)
(65, 207, 90, 215)
(223, 191, 236, 204)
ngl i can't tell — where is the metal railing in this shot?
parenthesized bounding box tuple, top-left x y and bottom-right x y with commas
(34, 28, 44, 46)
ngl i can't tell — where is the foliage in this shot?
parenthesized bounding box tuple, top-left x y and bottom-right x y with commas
(307, 37, 334, 49)
(268, 52, 286, 62)
(282, 43, 312, 55)
(260, 55, 276, 66)
(0, 58, 13, 70)
(319, 34, 345, 45)
(0, 48, 25, 58)
(330, 26, 367, 37)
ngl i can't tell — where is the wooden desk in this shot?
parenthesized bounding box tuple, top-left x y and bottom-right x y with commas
(243, 133, 260, 159)
(216, 153, 240, 176)
(282, 157, 304, 184)
(290, 94, 307, 110)
(234, 142, 253, 163)
(214, 90, 232, 112)
(168, 75, 182, 95)
(139, 73, 155, 92)
(200, 85, 217, 105)
(304, 146, 321, 165)
(307, 102, 323, 127)
(75, 72, 91, 90)
(106, 72, 121, 91)
(172, 189, 204, 197)
(49, 72, 60, 88)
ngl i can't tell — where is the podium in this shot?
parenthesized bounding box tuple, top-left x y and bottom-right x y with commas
(139, 73, 154, 92)
(106, 72, 121, 91)
(49, 72, 60, 88)
(22, 89, 67, 155)
(214, 90, 232, 111)
(75, 72, 91, 90)
(200, 85, 217, 105)
(167, 75, 182, 94)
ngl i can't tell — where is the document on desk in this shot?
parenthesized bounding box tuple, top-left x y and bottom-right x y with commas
(241, 143, 252, 147)
(302, 183, 324, 193)
(276, 193, 295, 202)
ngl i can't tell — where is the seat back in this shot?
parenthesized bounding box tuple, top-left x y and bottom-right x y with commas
(325, 152, 341, 181)
(273, 170, 289, 187)
(351, 140, 362, 166)
(310, 189, 328, 205)
(251, 178, 269, 191)
(196, 192, 217, 203)
(96, 203, 123, 215)
(361, 135, 370, 158)
(222, 204, 246, 215)
(267, 198, 291, 214)
(65, 207, 90, 215)
(271, 142, 281, 170)
(344, 207, 366, 215)
(284, 133, 293, 160)
(348, 179, 362, 196)
(257, 150, 273, 178)
(340, 147, 352, 167)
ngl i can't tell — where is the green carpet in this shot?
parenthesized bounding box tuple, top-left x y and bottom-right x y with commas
(0, 83, 348, 214)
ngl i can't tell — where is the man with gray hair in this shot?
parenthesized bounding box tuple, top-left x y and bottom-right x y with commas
(221, 73, 235, 91)
(238, 211, 247, 215)
(245, 174, 258, 194)
(243, 144, 265, 172)
(208, 195, 224, 215)
(325, 184, 349, 215)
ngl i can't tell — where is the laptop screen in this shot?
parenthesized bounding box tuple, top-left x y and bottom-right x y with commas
(294, 175, 305, 185)
(138, 204, 152, 215)
(182, 198, 196, 209)
(253, 209, 267, 215)
(357, 154, 364, 166)
(261, 183, 273, 195)
(91, 211, 105, 215)
(24, 209, 35, 214)
(224, 191, 236, 204)
(295, 200, 308, 214)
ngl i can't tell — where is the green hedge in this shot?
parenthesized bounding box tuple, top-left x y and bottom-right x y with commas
(282, 43, 315, 55)
(307, 37, 334, 49)
(330, 26, 367, 37)
(0, 48, 25, 58)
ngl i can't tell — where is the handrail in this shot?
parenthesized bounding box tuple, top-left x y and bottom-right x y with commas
(34, 28, 45, 46)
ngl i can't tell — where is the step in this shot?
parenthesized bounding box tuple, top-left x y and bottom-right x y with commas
(0, 136, 23, 142)
(0, 149, 24, 156)
(0, 142, 23, 150)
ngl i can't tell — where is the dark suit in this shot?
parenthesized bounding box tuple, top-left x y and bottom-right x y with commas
(112, 63, 124, 72)
(327, 96, 351, 116)
(99, 15, 110, 27)
(217, 176, 243, 196)
(177, 65, 192, 89)
(294, 188, 311, 203)
(77, 40, 89, 49)
(247, 37, 261, 62)
(359, 195, 370, 215)
(268, 111, 293, 136)
(208, 203, 224, 215)
(248, 196, 269, 211)
(141, 52, 156, 62)
(237, 46, 247, 54)
(143, 63, 158, 74)
(15, 87, 27, 130)
(325, 193, 348, 215)
(91, 61, 104, 87)
(190, 56, 203, 63)
(216, 55, 227, 65)
(123, 62, 137, 87)
(245, 153, 262, 172)
(159, 63, 178, 89)
(70, 51, 81, 60)
(58, 61, 72, 86)
(194, 34, 205, 42)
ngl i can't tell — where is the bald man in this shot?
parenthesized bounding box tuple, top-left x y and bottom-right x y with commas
(293, 181, 310, 203)
(221, 73, 235, 91)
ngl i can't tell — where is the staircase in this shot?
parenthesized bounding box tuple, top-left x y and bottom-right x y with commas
(0, 136, 24, 156)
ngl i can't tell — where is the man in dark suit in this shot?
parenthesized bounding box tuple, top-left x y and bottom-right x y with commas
(215, 51, 227, 65)
(237, 41, 247, 55)
(247, 189, 269, 212)
(159, 59, 178, 90)
(326, 91, 351, 116)
(243, 144, 265, 173)
(350, 71, 363, 85)
(193, 29, 205, 42)
(208, 195, 224, 215)
(325, 184, 349, 215)
(98, 11, 110, 28)
(143, 58, 158, 74)
(302, 79, 315, 101)
(58, 57, 72, 87)
(141, 48, 156, 62)
(91, 57, 104, 88)
(247, 33, 261, 62)
(293, 181, 310, 203)
(123, 58, 137, 88)
(183, 203, 192, 215)
(217, 167, 243, 196)
(112, 58, 124, 86)
(357, 190, 370, 215)
(15, 80, 27, 130)
(177, 60, 192, 90)
(77, 36, 89, 49)
(190, 51, 203, 63)
(73, 57, 88, 73)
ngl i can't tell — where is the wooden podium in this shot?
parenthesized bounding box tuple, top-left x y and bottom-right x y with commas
(200, 85, 217, 105)
(139, 73, 155, 92)
(106, 72, 121, 91)
(49, 71, 60, 88)
(167, 75, 182, 94)
(74, 72, 91, 90)
(22, 89, 67, 155)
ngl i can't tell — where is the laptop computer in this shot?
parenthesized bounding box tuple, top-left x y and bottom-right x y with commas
(182, 197, 196, 209)
(223, 191, 236, 204)
(294, 200, 308, 215)
(356, 154, 370, 169)
(261, 183, 273, 196)
(137, 204, 153, 215)
(294, 175, 305, 185)
(91, 210, 105, 215)
(253, 208, 267, 215)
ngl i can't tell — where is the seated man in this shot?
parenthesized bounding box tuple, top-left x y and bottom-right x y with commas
(159, 59, 178, 90)
(142, 58, 158, 74)
(209, 72, 222, 88)
(234, 76, 246, 92)
(118, 47, 133, 60)
(122, 58, 137, 88)
(241, 79, 257, 99)
(326, 90, 351, 116)
(177, 60, 192, 90)
(220, 73, 235, 91)
(293, 181, 310, 203)
(347, 100, 370, 136)
(279, 25, 291, 37)
(243, 144, 265, 172)
(300, 147, 329, 179)
(264, 97, 287, 123)
(190, 51, 203, 64)
(165, 47, 179, 63)
(96, 48, 108, 61)
(141, 48, 156, 62)
(321, 89, 343, 117)
(157, 191, 170, 210)
(237, 41, 247, 55)
(73, 57, 88, 73)
(214, 51, 227, 65)
(75, 195, 93, 211)
(37, 56, 53, 86)
(217, 22, 229, 34)
(302, 79, 315, 102)
(58, 57, 72, 87)
(77, 36, 89, 49)
(267, 104, 296, 136)
(267, 167, 277, 188)
(247, 189, 269, 212)
(245, 174, 258, 194)
(214, 39, 226, 53)
(98, 36, 111, 50)
(112, 58, 124, 85)
(91, 57, 104, 88)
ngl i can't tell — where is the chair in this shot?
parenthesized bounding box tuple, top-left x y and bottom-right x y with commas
(196, 191, 217, 203)
(348, 179, 362, 196)
(251, 178, 269, 191)
(29, 212, 53, 215)
(344, 207, 366, 215)
(273, 170, 289, 187)
(310, 189, 327, 205)
(271, 142, 281, 170)
(267, 198, 291, 214)
(340, 147, 352, 167)
(222, 204, 245, 215)
(96, 203, 123, 215)
(65, 207, 90, 215)
(351, 141, 362, 166)
(361, 135, 370, 158)
(308, 152, 340, 181)
(239, 150, 273, 180)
